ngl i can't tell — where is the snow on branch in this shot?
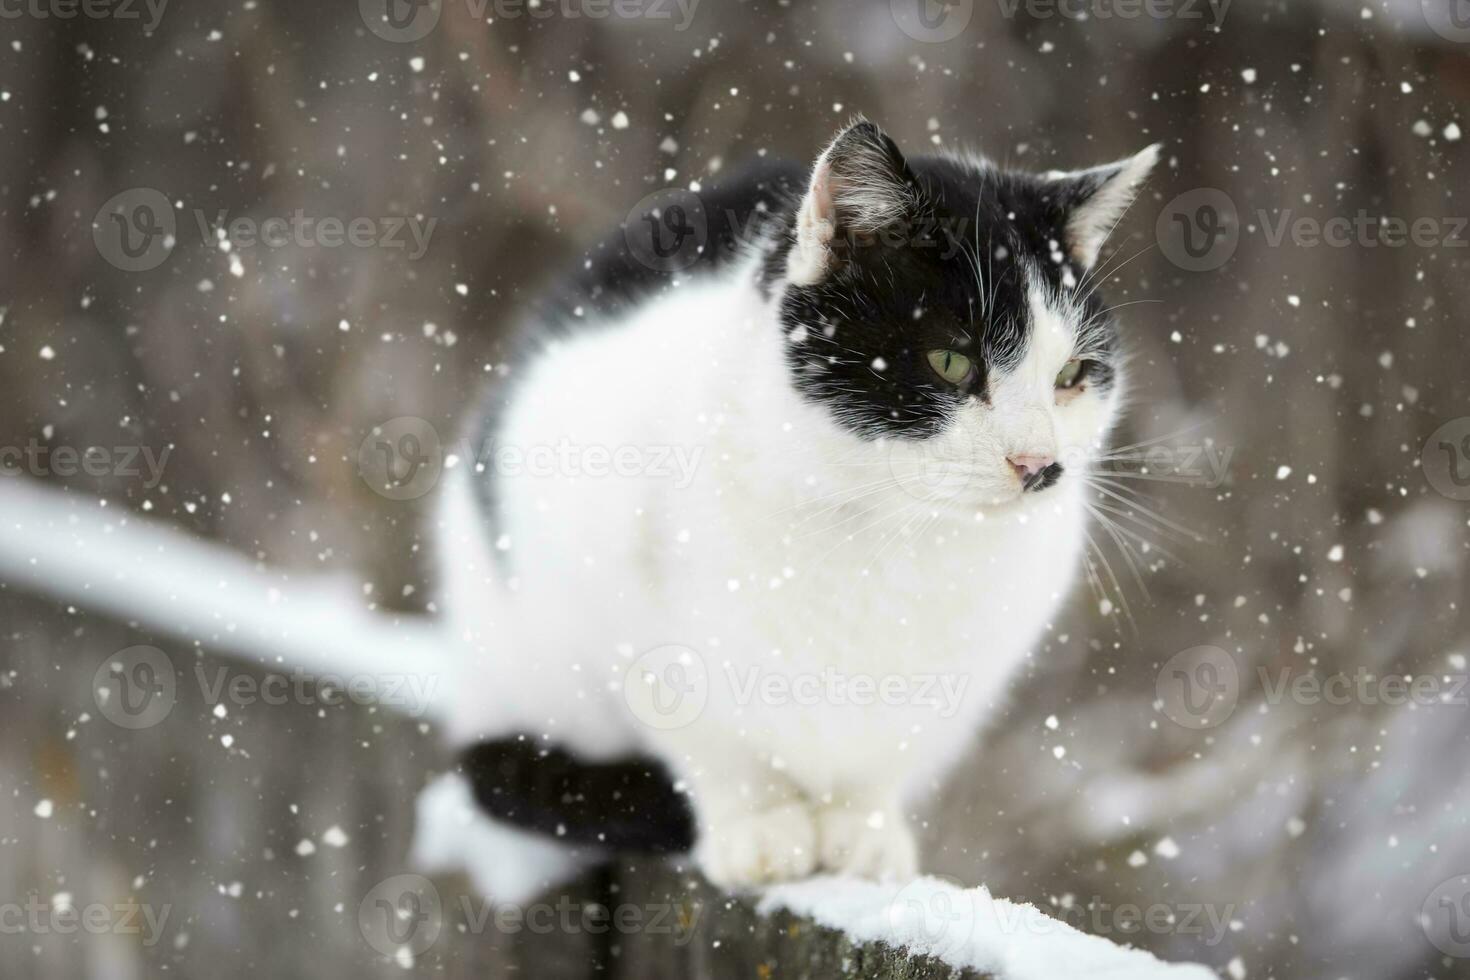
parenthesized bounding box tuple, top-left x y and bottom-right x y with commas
(0, 479, 452, 720)
(416, 772, 1216, 978)
(756, 875, 1216, 980)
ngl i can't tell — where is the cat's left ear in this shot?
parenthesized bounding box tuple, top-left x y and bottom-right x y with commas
(788, 119, 918, 285)
(1047, 144, 1162, 269)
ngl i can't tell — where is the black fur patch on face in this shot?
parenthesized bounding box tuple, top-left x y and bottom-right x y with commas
(766, 140, 1123, 441)
(459, 737, 695, 855)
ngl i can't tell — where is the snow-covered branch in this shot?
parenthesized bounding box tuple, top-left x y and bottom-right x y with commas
(415, 774, 1215, 979)
(757, 875, 1216, 980)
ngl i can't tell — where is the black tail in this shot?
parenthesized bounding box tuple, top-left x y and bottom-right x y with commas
(459, 736, 696, 855)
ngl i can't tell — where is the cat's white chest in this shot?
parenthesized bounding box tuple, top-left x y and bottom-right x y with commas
(661, 482, 1086, 797)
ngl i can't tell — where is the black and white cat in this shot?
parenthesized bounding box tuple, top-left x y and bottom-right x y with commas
(0, 118, 1159, 898)
(432, 120, 1159, 890)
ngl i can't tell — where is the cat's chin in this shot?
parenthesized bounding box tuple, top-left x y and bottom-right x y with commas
(930, 478, 1074, 517)
(911, 484, 1029, 516)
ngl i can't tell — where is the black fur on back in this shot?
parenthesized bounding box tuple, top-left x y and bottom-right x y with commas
(542, 161, 808, 324)
(465, 163, 808, 569)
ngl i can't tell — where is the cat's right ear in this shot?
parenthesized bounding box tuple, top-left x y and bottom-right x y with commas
(787, 119, 917, 285)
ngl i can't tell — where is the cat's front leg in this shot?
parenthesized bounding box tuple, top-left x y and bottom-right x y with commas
(815, 790, 919, 882)
(678, 741, 818, 889)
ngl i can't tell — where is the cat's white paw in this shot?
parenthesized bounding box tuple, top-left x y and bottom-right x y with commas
(698, 803, 818, 889)
(817, 805, 918, 881)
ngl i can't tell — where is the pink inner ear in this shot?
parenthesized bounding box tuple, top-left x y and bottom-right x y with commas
(1061, 144, 1161, 269)
(788, 126, 915, 285)
(788, 155, 841, 285)
(807, 162, 836, 226)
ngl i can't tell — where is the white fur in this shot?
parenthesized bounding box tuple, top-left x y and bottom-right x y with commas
(433, 248, 1122, 889)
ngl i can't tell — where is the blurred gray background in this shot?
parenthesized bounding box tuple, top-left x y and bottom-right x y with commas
(2, 0, 1469, 977)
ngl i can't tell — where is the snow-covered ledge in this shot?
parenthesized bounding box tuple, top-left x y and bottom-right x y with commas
(757, 876, 1217, 980)
(415, 773, 1216, 978)
(593, 860, 1223, 978)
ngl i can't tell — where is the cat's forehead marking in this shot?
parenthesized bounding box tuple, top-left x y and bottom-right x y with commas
(981, 266, 1078, 383)
(1027, 273, 1080, 367)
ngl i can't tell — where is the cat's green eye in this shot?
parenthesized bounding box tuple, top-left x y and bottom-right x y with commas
(1054, 358, 1087, 390)
(927, 349, 974, 385)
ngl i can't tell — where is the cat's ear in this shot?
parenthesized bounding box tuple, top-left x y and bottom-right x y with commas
(788, 119, 917, 285)
(1048, 144, 1162, 269)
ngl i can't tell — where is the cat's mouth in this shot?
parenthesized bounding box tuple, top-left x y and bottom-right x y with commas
(1022, 462, 1065, 493)
(884, 442, 1069, 507)
(964, 461, 1066, 509)
(931, 473, 1064, 511)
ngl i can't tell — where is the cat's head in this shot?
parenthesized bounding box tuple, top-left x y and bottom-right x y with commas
(770, 119, 1158, 508)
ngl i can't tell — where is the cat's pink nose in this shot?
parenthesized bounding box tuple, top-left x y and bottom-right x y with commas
(1008, 454, 1055, 481)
